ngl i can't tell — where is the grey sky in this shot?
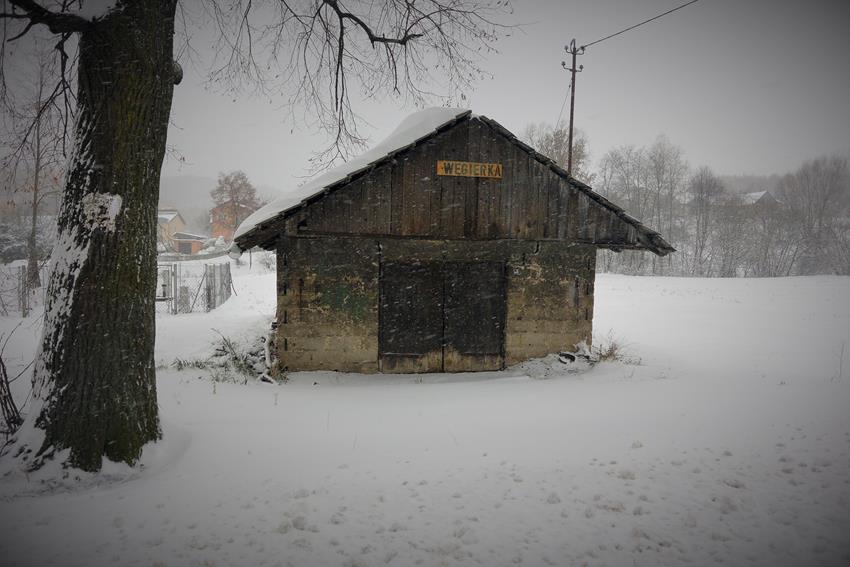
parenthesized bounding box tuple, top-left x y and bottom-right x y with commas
(162, 0, 850, 194)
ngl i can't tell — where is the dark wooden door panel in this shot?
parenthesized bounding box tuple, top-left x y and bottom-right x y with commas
(444, 261, 505, 371)
(379, 260, 505, 373)
(379, 262, 443, 372)
(444, 261, 505, 355)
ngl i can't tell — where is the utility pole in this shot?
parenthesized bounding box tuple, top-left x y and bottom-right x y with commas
(562, 39, 584, 177)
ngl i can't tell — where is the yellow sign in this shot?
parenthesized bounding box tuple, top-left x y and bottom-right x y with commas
(436, 160, 503, 179)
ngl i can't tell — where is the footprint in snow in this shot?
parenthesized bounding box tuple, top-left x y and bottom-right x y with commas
(617, 470, 636, 481)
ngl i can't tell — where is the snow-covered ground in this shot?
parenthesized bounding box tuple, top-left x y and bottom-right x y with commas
(1, 263, 849, 567)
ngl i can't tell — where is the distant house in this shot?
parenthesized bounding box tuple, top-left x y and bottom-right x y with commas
(740, 191, 780, 207)
(157, 209, 186, 252)
(171, 232, 208, 255)
(210, 201, 256, 242)
(158, 209, 208, 255)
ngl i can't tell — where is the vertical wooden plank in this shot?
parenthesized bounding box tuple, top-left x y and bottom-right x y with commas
(327, 192, 342, 233)
(468, 121, 489, 239)
(347, 180, 364, 233)
(526, 159, 544, 239)
(435, 122, 468, 238)
(373, 166, 392, 234)
(390, 159, 404, 234)
(555, 182, 569, 240)
(511, 148, 528, 238)
(502, 135, 517, 238)
(482, 121, 504, 239)
(545, 173, 559, 239)
(399, 155, 415, 235)
(414, 137, 436, 236)
(566, 185, 579, 240)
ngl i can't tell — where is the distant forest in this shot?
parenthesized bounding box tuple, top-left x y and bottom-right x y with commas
(524, 124, 850, 277)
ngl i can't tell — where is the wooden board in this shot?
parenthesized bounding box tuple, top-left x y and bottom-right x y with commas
(436, 160, 503, 178)
(443, 261, 506, 372)
(379, 260, 505, 372)
(379, 262, 443, 372)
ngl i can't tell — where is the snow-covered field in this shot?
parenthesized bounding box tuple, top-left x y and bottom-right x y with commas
(1, 263, 849, 567)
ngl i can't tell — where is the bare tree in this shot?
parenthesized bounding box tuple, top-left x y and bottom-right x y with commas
(521, 122, 595, 185)
(210, 170, 261, 238)
(777, 156, 850, 274)
(0, 0, 510, 473)
(597, 145, 650, 274)
(745, 200, 802, 277)
(687, 167, 724, 276)
(3, 42, 64, 288)
(643, 136, 687, 274)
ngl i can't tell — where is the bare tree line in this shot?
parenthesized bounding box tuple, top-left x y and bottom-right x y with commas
(523, 125, 850, 278)
(596, 143, 850, 277)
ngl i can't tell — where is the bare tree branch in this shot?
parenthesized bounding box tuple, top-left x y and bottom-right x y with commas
(4, 0, 92, 35)
(200, 0, 511, 167)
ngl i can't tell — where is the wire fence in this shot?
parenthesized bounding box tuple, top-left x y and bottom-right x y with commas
(0, 261, 232, 317)
(155, 262, 233, 315)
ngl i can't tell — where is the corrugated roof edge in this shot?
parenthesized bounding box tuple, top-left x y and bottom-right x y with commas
(234, 110, 674, 257)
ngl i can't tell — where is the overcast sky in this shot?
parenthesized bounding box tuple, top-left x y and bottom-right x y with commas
(162, 0, 850, 195)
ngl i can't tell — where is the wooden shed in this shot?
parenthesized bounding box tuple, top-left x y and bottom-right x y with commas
(233, 109, 674, 374)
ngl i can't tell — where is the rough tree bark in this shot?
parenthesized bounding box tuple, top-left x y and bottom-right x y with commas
(19, 0, 179, 472)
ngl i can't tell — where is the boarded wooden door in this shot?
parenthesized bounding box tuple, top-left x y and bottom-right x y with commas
(443, 261, 505, 371)
(379, 261, 505, 373)
(379, 262, 444, 373)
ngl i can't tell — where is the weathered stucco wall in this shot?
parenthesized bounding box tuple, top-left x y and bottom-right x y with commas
(504, 242, 595, 365)
(276, 236, 380, 373)
(274, 236, 596, 374)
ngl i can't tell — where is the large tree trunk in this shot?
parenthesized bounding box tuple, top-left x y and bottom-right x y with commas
(17, 1, 178, 472)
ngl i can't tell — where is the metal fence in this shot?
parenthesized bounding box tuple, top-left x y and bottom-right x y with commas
(156, 262, 233, 315)
(0, 261, 233, 317)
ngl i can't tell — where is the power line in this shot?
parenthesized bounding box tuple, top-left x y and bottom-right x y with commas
(554, 0, 701, 177)
(581, 0, 701, 50)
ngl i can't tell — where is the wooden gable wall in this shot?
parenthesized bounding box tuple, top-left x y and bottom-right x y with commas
(276, 118, 642, 246)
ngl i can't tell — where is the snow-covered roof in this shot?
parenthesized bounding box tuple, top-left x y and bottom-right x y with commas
(233, 107, 674, 256)
(234, 108, 471, 245)
(158, 210, 180, 224)
(740, 191, 777, 205)
(172, 231, 208, 241)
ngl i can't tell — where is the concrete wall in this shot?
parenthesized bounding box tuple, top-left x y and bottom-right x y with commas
(274, 236, 595, 373)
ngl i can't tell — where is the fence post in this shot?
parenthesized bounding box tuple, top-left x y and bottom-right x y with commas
(18, 266, 29, 318)
(219, 264, 226, 306)
(205, 264, 215, 312)
(171, 263, 178, 314)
